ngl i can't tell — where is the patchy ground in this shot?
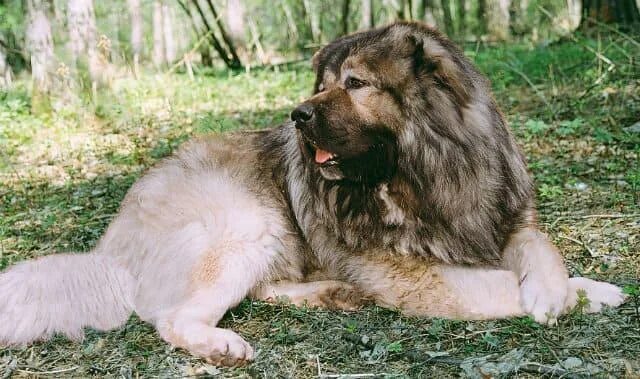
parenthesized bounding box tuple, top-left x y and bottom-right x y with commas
(1, 33, 639, 378)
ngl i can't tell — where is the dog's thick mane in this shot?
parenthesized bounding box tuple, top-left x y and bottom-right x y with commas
(264, 22, 534, 265)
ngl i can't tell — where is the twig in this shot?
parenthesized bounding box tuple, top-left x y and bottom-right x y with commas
(582, 18, 640, 48)
(549, 213, 640, 228)
(575, 213, 640, 219)
(167, 30, 214, 75)
(556, 234, 597, 257)
(518, 362, 578, 378)
(16, 366, 79, 376)
(322, 376, 385, 379)
(406, 352, 582, 379)
(499, 62, 554, 114)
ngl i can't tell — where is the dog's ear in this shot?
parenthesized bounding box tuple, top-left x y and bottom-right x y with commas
(409, 34, 472, 105)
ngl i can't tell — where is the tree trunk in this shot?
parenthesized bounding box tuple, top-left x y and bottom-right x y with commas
(476, 0, 486, 37)
(509, 0, 529, 36)
(566, 0, 581, 30)
(384, 0, 404, 20)
(457, 0, 466, 36)
(441, 0, 454, 36)
(485, 0, 510, 40)
(205, 0, 242, 68)
(405, 0, 413, 19)
(190, 0, 235, 68)
(247, 16, 267, 64)
(0, 40, 13, 88)
(342, 0, 351, 34)
(281, 0, 299, 43)
(127, 0, 142, 75)
(176, 0, 214, 67)
(425, 0, 438, 26)
(415, 0, 425, 20)
(226, 0, 245, 45)
(581, 0, 640, 27)
(303, 0, 322, 43)
(152, 0, 165, 67)
(67, 0, 97, 67)
(162, 2, 176, 63)
(360, 0, 374, 29)
(26, 2, 55, 110)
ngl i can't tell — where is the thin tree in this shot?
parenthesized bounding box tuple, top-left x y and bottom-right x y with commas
(480, 0, 510, 40)
(0, 44, 12, 87)
(441, 0, 454, 36)
(152, 0, 165, 67)
(162, 2, 177, 63)
(188, 0, 236, 68)
(476, 0, 486, 37)
(384, 0, 404, 20)
(303, 0, 321, 43)
(404, 0, 413, 19)
(360, 0, 374, 29)
(509, 0, 530, 36)
(204, 0, 242, 67)
(457, 0, 466, 36)
(415, 0, 425, 20)
(175, 0, 213, 66)
(281, 0, 299, 44)
(26, 0, 54, 110)
(127, 0, 142, 76)
(67, 0, 97, 68)
(415, 0, 438, 27)
(226, 0, 245, 45)
(342, 0, 351, 34)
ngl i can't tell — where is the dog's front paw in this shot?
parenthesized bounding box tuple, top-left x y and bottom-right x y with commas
(160, 323, 254, 367)
(520, 271, 568, 324)
(565, 277, 626, 313)
(199, 328, 254, 367)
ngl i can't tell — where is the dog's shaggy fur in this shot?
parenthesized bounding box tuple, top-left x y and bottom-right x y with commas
(0, 22, 625, 366)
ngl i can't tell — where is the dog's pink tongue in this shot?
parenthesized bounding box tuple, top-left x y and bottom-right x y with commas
(315, 148, 333, 164)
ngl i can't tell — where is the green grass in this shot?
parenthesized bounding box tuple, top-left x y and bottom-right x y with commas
(1, 33, 639, 377)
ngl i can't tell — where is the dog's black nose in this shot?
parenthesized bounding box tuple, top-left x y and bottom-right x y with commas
(291, 103, 314, 124)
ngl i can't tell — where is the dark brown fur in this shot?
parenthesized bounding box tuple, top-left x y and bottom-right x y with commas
(263, 22, 534, 267)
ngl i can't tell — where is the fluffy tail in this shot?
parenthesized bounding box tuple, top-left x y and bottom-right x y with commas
(0, 253, 135, 346)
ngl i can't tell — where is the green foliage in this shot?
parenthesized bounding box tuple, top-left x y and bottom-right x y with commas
(0, 2, 22, 30)
(525, 119, 551, 136)
(556, 118, 584, 136)
(623, 284, 639, 297)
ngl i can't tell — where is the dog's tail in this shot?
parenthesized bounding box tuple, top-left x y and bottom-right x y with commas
(0, 253, 135, 345)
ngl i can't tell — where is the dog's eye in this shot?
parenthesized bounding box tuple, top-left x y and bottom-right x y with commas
(345, 76, 367, 90)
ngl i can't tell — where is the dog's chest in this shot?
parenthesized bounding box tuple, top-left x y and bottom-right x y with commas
(303, 182, 432, 259)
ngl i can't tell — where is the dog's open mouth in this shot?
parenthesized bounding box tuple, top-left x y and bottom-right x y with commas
(313, 146, 339, 166)
(302, 134, 340, 166)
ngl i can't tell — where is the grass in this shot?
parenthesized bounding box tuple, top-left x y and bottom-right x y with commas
(1, 32, 639, 377)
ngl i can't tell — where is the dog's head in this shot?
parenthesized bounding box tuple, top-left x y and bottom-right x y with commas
(291, 22, 485, 185)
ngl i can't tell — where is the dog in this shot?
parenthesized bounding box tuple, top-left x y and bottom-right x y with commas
(0, 22, 625, 367)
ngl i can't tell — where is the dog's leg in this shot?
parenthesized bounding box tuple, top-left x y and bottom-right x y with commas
(347, 254, 524, 319)
(153, 251, 264, 367)
(251, 280, 371, 311)
(501, 227, 569, 324)
(564, 277, 626, 313)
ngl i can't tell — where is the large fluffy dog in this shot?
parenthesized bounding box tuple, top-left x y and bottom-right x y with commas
(0, 22, 625, 366)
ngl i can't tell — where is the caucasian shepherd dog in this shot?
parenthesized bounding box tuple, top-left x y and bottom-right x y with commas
(0, 22, 625, 366)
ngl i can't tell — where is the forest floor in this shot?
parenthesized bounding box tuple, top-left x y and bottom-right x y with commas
(1, 32, 639, 378)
